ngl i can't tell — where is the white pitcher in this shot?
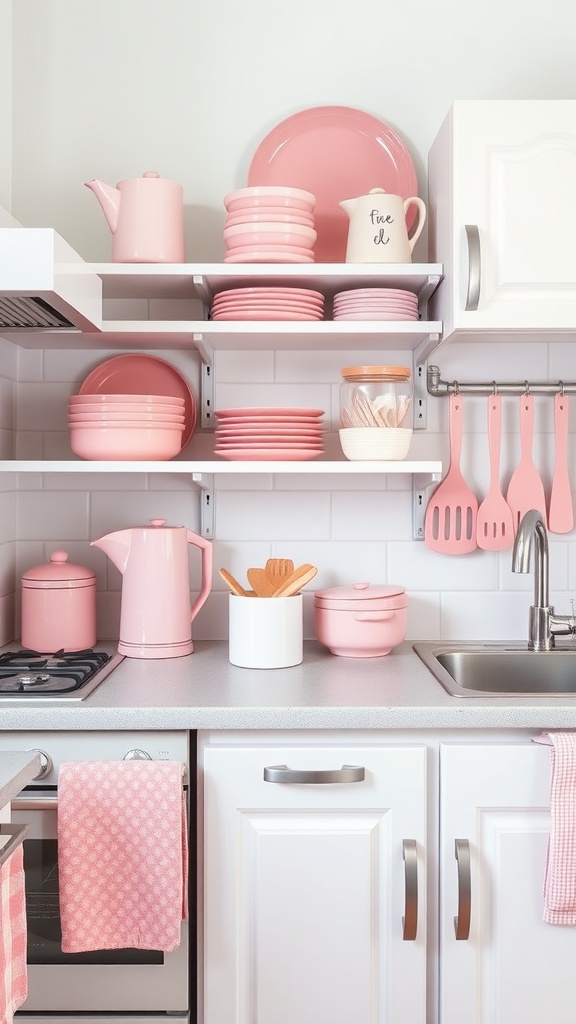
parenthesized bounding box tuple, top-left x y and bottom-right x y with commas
(339, 187, 426, 263)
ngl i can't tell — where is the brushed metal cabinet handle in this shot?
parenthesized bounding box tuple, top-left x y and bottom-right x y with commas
(465, 224, 481, 311)
(263, 764, 365, 784)
(0, 822, 30, 868)
(454, 838, 471, 940)
(402, 839, 418, 940)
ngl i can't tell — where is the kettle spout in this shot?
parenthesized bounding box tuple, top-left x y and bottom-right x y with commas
(91, 530, 131, 574)
(85, 179, 121, 234)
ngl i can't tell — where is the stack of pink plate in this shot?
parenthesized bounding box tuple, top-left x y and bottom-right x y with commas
(332, 288, 419, 321)
(214, 407, 325, 461)
(68, 394, 186, 460)
(211, 286, 325, 321)
(223, 186, 317, 263)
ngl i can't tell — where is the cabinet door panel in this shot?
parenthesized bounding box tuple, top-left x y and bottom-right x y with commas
(441, 743, 576, 1024)
(202, 743, 427, 1024)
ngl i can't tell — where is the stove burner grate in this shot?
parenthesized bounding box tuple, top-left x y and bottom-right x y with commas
(0, 649, 112, 695)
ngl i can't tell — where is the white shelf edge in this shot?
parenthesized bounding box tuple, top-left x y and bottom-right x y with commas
(4, 459, 443, 474)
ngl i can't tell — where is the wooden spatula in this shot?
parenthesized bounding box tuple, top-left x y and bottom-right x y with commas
(506, 394, 547, 533)
(272, 563, 318, 597)
(247, 567, 277, 597)
(424, 394, 478, 554)
(476, 395, 515, 550)
(549, 393, 573, 534)
(265, 558, 294, 589)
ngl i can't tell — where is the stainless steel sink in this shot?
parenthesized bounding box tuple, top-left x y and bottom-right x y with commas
(413, 642, 576, 697)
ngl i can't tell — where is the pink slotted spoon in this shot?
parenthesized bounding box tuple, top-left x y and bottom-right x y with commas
(548, 392, 573, 534)
(476, 395, 515, 550)
(424, 393, 478, 554)
(506, 394, 547, 534)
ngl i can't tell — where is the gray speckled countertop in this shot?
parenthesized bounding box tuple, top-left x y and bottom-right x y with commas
(0, 641, 576, 731)
(0, 750, 41, 807)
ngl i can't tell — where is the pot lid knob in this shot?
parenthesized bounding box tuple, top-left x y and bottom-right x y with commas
(50, 551, 69, 564)
(353, 582, 370, 591)
(143, 171, 160, 178)
(149, 518, 167, 527)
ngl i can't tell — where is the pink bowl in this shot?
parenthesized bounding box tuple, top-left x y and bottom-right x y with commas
(68, 401, 186, 416)
(69, 425, 184, 461)
(225, 210, 315, 228)
(224, 186, 316, 211)
(224, 222, 316, 244)
(224, 244, 315, 259)
(69, 393, 185, 407)
(68, 411, 185, 425)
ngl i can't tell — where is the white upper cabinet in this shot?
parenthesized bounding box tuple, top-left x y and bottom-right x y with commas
(428, 100, 576, 342)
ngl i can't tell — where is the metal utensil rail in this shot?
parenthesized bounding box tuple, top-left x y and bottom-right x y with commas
(427, 364, 576, 397)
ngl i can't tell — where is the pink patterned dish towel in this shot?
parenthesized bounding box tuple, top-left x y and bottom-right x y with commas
(0, 844, 28, 1024)
(58, 760, 187, 952)
(537, 731, 576, 924)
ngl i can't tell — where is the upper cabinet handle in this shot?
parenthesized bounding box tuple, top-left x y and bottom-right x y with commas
(263, 764, 365, 784)
(465, 224, 481, 311)
(454, 838, 472, 940)
(402, 839, 418, 940)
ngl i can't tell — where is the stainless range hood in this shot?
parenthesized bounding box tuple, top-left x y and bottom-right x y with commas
(0, 206, 102, 333)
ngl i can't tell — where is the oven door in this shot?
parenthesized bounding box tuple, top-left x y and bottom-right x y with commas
(12, 790, 189, 1015)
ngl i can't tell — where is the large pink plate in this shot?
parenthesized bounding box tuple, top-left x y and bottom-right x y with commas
(215, 407, 324, 418)
(215, 449, 323, 461)
(248, 105, 418, 263)
(78, 355, 196, 446)
(212, 310, 323, 322)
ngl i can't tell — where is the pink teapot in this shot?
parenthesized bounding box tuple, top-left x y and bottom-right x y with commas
(91, 518, 212, 659)
(85, 171, 186, 263)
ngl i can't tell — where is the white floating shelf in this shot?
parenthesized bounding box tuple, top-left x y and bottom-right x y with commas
(3, 459, 442, 475)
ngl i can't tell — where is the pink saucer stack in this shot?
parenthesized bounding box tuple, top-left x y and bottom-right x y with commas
(214, 407, 325, 461)
(68, 393, 186, 460)
(222, 186, 317, 263)
(210, 286, 325, 321)
(332, 287, 420, 321)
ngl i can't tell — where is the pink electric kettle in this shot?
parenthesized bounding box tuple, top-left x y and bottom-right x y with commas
(91, 518, 212, 659)
(85, 171, 186, 263)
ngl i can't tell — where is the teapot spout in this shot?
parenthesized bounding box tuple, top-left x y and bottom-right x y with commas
(338, 197, 357, 217)
(85, 179, 121, 234)
(91, 530, 131, 574)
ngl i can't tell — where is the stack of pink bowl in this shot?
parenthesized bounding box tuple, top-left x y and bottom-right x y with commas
(223, 186, 317, 263)
(68, 394, 186, 460)
(332, 287, 419, 321)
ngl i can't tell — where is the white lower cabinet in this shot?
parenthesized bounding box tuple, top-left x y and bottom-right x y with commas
(199, 737, 428, 1024)
(200, 733, 574, 1024)
(440, 742, 576, 1024)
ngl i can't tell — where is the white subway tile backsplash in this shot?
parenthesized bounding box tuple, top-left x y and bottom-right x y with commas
(439, 590, 529, 642)
(0, 541, 16, 597)
(17, 490, 90, 540)
(331, 490, 413, 541)
(0, 377, 15, 430)
(0, 593, 15, 647)
(388, 542, 499, 591)
(214, 382, 330, 413)
(214, 350, 274, 382)
(0, 491, 16, 541)
(216, 490, 331, 541)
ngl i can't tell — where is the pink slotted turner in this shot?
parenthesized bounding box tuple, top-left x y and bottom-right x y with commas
(549, 392, 573, 533)
(506, 394, 547, 533)
(477, 395, 515, 550)
(424, 393, 478, 554)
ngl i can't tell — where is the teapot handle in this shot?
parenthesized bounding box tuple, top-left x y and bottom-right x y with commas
(403, 196, 427, 251)
(187, 530, 213, 623)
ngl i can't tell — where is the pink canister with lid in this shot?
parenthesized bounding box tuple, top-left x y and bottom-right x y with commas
(21, 551, 97, 653)
(314, 581, 408, 657)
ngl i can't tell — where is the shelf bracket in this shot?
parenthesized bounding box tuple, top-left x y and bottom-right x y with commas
(412, 472, 441, 541)
(412, 351, 429, 431)
(193, 333, 215, 429)
(192, 472, 214, 539)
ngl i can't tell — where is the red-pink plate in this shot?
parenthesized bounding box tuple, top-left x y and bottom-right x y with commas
(215, 407, 324, 418)
(214, 287, 324, 300)
(78, 354, 196, 446)
(247, 105, 418, 263)
(212, 310, 323, 322)
(215, 448, 324, 461)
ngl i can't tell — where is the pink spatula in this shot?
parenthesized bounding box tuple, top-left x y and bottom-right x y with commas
(549, 393, 573, 533)
(476, 395, 514, 550)
(425, 393, 478, 554)
(506, 394, 547, 533)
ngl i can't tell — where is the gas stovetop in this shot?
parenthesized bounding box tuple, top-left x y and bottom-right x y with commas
(0, 645, 124, 702)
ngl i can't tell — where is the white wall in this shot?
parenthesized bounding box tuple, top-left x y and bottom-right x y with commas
(5, 0, 576, 645)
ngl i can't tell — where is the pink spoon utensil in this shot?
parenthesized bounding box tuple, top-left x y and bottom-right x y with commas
(424, 393, 478, 554)
(506, 394, 547, 534)
(476, 395, 515, 550)
(549, 392, 573, 534)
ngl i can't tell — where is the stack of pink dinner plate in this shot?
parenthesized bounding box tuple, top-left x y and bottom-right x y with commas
(332, 288, 419, 321)
(222, 186, 317, 263)
(210, 286, 325, 321)
(214, 407, 325, 461)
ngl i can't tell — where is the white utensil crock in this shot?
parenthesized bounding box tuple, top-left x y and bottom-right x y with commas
(228, 594, 303, 668)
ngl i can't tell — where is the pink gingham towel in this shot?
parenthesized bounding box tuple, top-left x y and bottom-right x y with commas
(535, 731, 576, 924)
(0, 844, 28, 1024)
(58, 760, 187, 952)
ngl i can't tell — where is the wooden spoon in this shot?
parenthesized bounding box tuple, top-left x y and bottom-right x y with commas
(219, 567, 253, 597)
(272, 563, 318, 597)
(246, 567, 277, 597)
(265, 558, 294, 589)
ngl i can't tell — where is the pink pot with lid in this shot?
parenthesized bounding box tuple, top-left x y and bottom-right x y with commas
(314, 581, 408, 658)
(21, 551, 97, 653)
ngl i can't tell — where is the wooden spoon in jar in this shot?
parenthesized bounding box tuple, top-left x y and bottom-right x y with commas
(246, 567, 277, 597)
(219, 567, 253, 597)
(272, 563, 318, 597)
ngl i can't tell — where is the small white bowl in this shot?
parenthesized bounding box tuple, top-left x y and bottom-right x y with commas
(339, 427, 412, 461)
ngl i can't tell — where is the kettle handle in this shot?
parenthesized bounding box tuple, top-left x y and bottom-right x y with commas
(403, 196, 427, 250)
(187, 531, 213, 623)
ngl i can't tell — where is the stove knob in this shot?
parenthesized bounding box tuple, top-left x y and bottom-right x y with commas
(123, 749, 152, 761)
(28, 749, 53, 780)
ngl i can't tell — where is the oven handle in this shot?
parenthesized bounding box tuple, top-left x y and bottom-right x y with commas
(12, 796, 58, 811)
(0, 822, 30, 867)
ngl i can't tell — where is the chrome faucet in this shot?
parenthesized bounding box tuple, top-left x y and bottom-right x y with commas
(511, 509, 576, 650)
